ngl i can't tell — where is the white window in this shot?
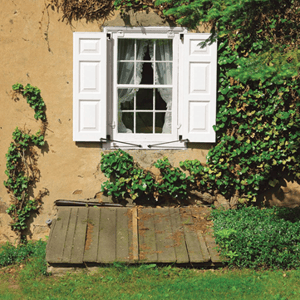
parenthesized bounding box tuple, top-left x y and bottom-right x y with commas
(73, 27, 217, 149)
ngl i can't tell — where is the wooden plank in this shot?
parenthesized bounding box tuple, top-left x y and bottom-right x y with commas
(204, 228, 222, 263)
(97, 207, 117, 263)
(197, 232, 210, 262)
(46, 219, 56, 262)
(154, 207, 176, 263)
(126, 208, 133, 262)
(70, 207, 88, 264)
(61, 207, 78, 263)
(138, 207, 157, 263)
(116, 207, 130, 262)
(169, 207, 189, 264)
(83, 207, 101, 262)
(190, 207, 211, 262)
(132, 207, 139, 261)
(180, 207, 205, 263)
(46, 207, 71, 263)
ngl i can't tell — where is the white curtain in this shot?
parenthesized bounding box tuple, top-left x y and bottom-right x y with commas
(118, 40, 148, 133)
(118, 39, 172, 134)
(150, 40, 173, 134)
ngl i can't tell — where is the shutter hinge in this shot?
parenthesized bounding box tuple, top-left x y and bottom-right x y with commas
(107, 33, 111, 40)
(110, 121, 116, 129)
(180, 33, 184, 43)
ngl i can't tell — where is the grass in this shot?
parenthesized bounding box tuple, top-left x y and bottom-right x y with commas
(1, 262, 300, 299)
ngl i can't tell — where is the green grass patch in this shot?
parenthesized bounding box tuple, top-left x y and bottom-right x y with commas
(1, 240, 300, 299)
(212, 206, 300, 269)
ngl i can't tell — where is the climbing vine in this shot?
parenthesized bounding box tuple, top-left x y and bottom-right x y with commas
(4, 84, 48, 238)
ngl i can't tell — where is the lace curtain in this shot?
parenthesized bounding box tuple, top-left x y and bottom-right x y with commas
(118, 39, 172, 134)
(153, 40, 172, 134)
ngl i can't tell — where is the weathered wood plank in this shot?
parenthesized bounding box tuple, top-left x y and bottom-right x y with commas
(169, 207, 189, 264)
(197, 231, 211, 262)
(132, 207, 139, 261)
(127, 208, 133, 262)
(154, 208, 176, 263)
(46, 207, 71, 263)
(97, 207, 117, 263)
(190, 207, 211, 263)
(70, 207, 88, 264)
(83, 207, 101, 262)
(204, 228, 221, 263)
(116, 207, 130, 262)
(180, 207, 205, 263)
(61, 207, 78, 263)
(138, 207, 157, 263)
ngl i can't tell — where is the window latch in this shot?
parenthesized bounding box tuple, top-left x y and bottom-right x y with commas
(167, 31, 175, 38)
(116, 30, 124, 37)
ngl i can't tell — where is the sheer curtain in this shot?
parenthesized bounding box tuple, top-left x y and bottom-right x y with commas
(150, 40, 173, 134)
(117, 40, 148, 133)
(118, 39, 173, 134)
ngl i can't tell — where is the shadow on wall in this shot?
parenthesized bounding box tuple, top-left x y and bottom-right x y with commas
(258, 176, 300, 207)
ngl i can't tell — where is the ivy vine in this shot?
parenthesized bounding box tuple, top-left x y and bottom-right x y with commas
(4, 84, 48, 238)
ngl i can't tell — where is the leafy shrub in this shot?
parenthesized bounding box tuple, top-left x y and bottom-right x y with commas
(101, 151, 195, 204)
(212, 207, 300, 269)
(154, 157, 190, 202)
(101, 150, 155, 203)
(0, 240, 46, 269)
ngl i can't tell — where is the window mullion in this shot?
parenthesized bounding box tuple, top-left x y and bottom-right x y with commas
(134, 39, 137, 133)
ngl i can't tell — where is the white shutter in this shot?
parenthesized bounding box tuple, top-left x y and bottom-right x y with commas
(182, 34, 217, 143)
(73, 32, 107, 141)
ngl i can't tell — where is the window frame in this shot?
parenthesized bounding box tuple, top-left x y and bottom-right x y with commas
(105, 27, 187, 149)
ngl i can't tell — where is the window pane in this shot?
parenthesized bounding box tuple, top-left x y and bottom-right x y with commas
(155, 89, 170, 110)
(137, 62, 153, 85)
(155, 63, 172, 85)
(119, 112, 133, 133)
(156, 40, 173, 61)
(136, 89, 153, 110)
(136, 112, 153, 133)
(118, 89, 134, 110)
(136, 40, 152, 61)
(118, 39, 134, 60)
(155, 113, 166, 133)
(118, 62, 134, 84)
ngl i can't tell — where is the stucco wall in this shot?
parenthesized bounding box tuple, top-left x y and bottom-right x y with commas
(0, 1, 212, 243)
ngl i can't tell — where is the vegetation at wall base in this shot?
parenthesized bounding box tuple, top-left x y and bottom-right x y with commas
(212, 206, 300, 269)
(3, 84, 48, 238)
(0, 240, 47, 274)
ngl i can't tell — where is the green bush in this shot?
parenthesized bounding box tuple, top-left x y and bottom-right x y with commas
(0, 240, 47, 272)
(212, 207, 300, 269)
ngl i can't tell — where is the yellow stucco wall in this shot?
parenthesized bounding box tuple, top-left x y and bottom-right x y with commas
(0, 1, 212, 243)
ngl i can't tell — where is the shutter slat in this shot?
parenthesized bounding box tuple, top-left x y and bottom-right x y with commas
(73, 32, 107, 142)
